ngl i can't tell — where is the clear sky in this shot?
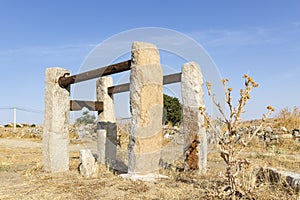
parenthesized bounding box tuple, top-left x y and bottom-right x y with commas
(0, 0, 299, 124)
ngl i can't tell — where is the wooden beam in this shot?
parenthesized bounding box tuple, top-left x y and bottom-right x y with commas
(108, 83, 130, 94)
(58, 60, 131, 88)
(70, 100, 103, 112)
(108, 72, 182, 94)
(163, 72, 182, 85)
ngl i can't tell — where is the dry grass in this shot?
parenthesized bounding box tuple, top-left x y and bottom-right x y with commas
(200, 74, 300, 199)
(0, 127, 42, 141)
(0, 136, 299, 199)
(1, 109, 299, 199)
(201, 75, 276, 198)
(0, 126, 82, 143)
(275, 107, 300, 130)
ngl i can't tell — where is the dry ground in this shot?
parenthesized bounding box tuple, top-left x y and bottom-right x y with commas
(0, 127, 300, 199)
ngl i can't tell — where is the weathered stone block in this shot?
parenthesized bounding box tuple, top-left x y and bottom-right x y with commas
(181, 62, 207, 174)
(79, 149, 98, 177)
(128, 42, 163, 175)
(96, 77, 117, 166)
(42, 67, 70, 173)
(260, 167, 300, 192)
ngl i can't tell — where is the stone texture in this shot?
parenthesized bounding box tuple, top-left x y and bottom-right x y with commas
(42, 67, 70, 173)
(97, 76, 115, 122)
(79, 149, 98, 177)
(97, 129, 107, 164)
(181, 62, 207, 174)
(120, 173, 168, 182)
(128, 42, 163, 175)
(96, 77, 117, 166)
(264, 126, 273, 133)
(280, 126, 288, 132)
(259, 167, 300, 192)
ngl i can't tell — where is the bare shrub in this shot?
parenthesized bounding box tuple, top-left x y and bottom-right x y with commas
(200, 74, 275, 199)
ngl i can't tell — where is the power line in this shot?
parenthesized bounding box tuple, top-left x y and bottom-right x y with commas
(0, 107, 43, 114)
(0, 107, 14, 110)
(16, 108, 43, 114)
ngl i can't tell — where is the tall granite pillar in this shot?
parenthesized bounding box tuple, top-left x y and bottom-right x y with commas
(96, 76, 117, 166)
(181, 62, 207, 174)
(42, 67, 70, 173)
(128, 42, 163, 175)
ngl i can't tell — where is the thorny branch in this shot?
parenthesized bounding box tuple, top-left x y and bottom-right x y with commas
(200, 74, 275, 199)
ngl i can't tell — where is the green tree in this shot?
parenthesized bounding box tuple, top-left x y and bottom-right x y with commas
(163, 94, 182, 125)
(76, 111, 96, 125)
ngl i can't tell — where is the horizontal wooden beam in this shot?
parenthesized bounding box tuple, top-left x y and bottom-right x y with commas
(70, 100, 103, 112)
(58, 60, 131, 88)
(107, 83, 130, 94)
(108, 72, 182, 94)
(163, 72, 181, 85)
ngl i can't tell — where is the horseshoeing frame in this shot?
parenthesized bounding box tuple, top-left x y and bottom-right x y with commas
(42, 41, 207, 177)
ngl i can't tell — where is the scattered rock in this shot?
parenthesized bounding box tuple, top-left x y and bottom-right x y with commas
(280, 134, 293, 139)
(270, 134, 278, 141)
(280, 126, 288, 132)
(79, 149, 98, 177)
(164, 133, 171, 139)
(250, 126, 259, 133)
(264, 126, 273, 133)
(292, 129, 300, 137)
(120, 173, 168, 182)
(4, 123, 13, 128)
(258, 167, 300, 193)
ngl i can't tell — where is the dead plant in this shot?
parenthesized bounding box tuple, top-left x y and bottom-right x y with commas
(200, 74, 275, 199)
(275, 106, 300, 130)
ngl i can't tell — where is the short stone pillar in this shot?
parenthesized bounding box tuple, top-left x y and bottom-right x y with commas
(79, 149, 98, 177)
(42, 67, 70, 173)
(128, 41, 163, 175)
(96, 76, 117, 166)
(181, 62, 207, 174)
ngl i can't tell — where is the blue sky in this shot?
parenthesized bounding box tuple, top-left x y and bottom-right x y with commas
(0, 0, 300, 124)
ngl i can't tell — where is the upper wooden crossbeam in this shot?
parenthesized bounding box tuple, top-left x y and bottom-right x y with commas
(107, 72, 182, 94)
(58, 60, 131, 88)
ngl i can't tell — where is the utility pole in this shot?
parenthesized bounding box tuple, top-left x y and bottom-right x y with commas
(13, 107, 16, 130)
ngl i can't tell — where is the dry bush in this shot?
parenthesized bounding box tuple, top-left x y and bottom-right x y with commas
(200, 74, 275, 199)
(275, 106, 300, 130)
(0, 127, 42, 140)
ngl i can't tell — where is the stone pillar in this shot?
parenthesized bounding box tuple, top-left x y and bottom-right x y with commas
(181, 62, 207, 174)
(128, 42, 163, 175)
(79, 149, 98, 177)
(97, 129, 107, 164)
(42, 68, 70, 173)
(96, 77, 117, 166)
